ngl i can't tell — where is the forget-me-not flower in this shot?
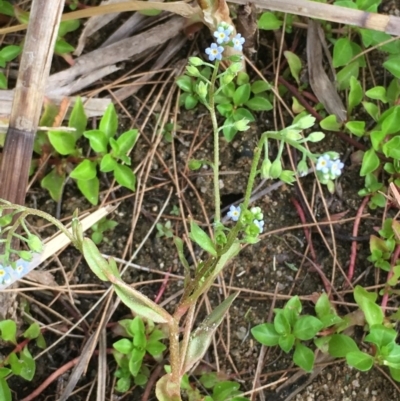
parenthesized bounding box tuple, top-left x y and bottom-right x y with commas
(205, 43, 224, 61)
(232, 33, 245, 51)
(330, 159, 344, 177)
(213, 26, 231, 44)
(15, 260, 29, 277)
(316, 154, 331, 174)
(253, 219, 265, 234)
(0, 265, 12, 285)
(227, 205, 241, 221)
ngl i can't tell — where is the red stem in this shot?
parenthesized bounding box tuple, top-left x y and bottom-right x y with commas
(347, 196, 370, 284)
(291, 197, 317, 261)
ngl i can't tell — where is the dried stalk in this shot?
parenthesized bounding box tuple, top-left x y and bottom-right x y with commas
(0, 0, 65, 320)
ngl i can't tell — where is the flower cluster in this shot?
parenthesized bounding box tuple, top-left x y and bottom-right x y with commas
(0, 259, 30, 287)
(316, 154, 344, 180)
(205, 24, 245, 62)
(227, 205, 264, 234)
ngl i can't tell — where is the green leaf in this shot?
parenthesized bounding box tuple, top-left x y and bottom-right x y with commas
(389, 367, 400, 382)
(189, 220, 217, 257)
(131, 316, 146, 349)
(48, 130, 76, 155)
(114, 163, 136, 191)
(146, 340, 167, 356)
(258, 12, 282, 30)
(251, 80, 270, 94)
(0, 0, 15, 16)
(306, 131, 325, 142)
(236, 72, 249, 85)
(117, 129, 139, 155)
(251, 323, 279, 346)
(0, 368, 11, 379)
(328, 334, 359, 357)
(83, 130, 108, 153)
(283, 51, 302, 84)
(100, 103, 118, 138)
(0, 72, 7, 89)
(337, 62, 359, 90)
(69, 97, 87, 140)
(77, 177, 99, 205)
(0, 45, 21, 62)
(184, 94, 198, 110)
(381, 105, 400, 135)
(54, 39, 75, 54)
(0, 320, 17, 344)
(100, 153, 117, 172)
(183, 293, 239, 372)
(245, 96, 273, 111)
(274, 311, 290, 335)
(383, 55, 400, 79)
(366, 86, 387, 103)
(217, 103, 233, 117)
(129, 348, 145, 376)
(176, 75, 193, 92)
(70, 160, 97, 181)
(319, 114, 341, 131)
(41, 169, 65, 202)
(354, 286, 383, 326)
(23, 323, 40, 340)
(19, 346, 36, 381)
(362, 101, 380, 121)
(293, 316, 323, 340)
(58, 19, 80, 37)
(293, 343, 314, 372)
(333, 38, 353, 68)
(279, 333, 295, 353)
(360, 149, 380, 176)
(383, 136, 400, 159)
(0, 378, 11, 401)
(346, 351, 374, 371)
(233, 107, 255, 122)
(365, 325, 397, 348)
(233, 83, 251, 106)
(213, 381, 240, 401)
(315, 293, 334, 318)
(222, 116, 238, 142)
(348, 76, 363, 114)
(113, 338, 133, 354)
(345, 121, 365, 137)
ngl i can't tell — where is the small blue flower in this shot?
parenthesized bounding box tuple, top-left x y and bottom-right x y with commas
(227, 205, 241, 221)
(316, 154, 331, 174)
(232, 33, 245, 51)
(0, 265, 12, 285)
(205, 43, 224, 61)
(330, 159, 344, 177)
(14, 260, 30, 277)
(253, 219, 265, 234)
(213, 26, 231, 44)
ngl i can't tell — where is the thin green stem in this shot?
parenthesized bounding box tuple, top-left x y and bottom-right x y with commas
(208, 60, 222, 224)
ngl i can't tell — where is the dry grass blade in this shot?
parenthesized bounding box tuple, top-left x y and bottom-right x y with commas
(46, 16, 186, 96)
(0, 0, 65, 321)
(229, 0, 400, 36)
(0, 93, 111, 122)
(0, 1, 200, 35)
(307, 20, 347, 122)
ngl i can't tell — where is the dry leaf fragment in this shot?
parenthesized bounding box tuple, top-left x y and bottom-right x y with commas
(307, 19, 347, 122)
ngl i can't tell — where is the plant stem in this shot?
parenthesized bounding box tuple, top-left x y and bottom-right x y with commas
(208, 61, 221, 224)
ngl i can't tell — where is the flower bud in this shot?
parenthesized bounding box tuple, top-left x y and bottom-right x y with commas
(269, 159, 282, 179)
(261, 159, 272, 179)
(186, 65, 200, 77)
(189, 56, 204, 67)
